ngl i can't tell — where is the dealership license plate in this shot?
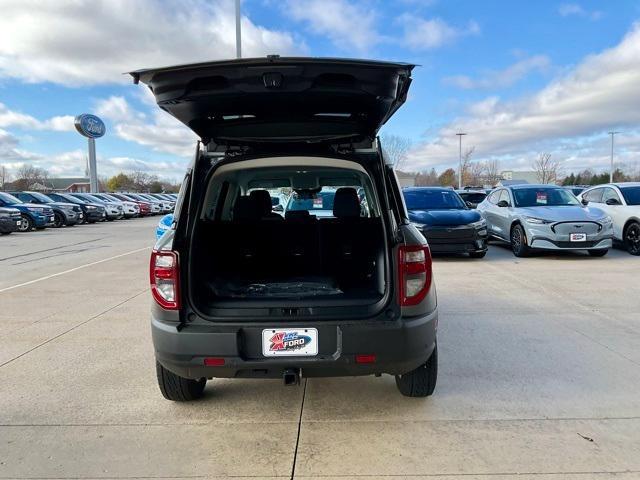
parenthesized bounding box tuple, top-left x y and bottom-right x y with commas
(16, 220, 21, 226)
(262, 328, 318, 357)
(570, 233, 587, 242)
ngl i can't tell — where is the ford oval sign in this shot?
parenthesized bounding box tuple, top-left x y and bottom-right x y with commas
(74, 114, 106, 138)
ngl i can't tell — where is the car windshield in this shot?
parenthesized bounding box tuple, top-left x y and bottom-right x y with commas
(403, 190, 466, 210)
(513, 187, 580, 207)
(29, 192, 54, 203)
(620, 186, 640, 205)
(0, 192, 22, 204)
(59, 194, 83, 204)
(287, 189, 337, 213)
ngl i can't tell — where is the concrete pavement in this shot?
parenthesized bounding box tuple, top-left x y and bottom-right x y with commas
(1, 218, 639, 479)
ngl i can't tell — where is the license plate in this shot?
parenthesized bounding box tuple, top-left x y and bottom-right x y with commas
(262, 328, 318, 357)
(16, 220, 21, 226)
(49, 216, 55, 222)
(570, 233, 587, 242)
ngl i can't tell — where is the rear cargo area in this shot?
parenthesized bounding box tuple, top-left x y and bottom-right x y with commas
(188, 159, 387, 314)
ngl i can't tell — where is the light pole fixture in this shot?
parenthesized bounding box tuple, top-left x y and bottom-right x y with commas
(608, 131, 620, 183)
(456, 133, 467, 189)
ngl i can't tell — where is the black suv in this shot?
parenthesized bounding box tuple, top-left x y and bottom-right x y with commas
(134, 57, 438, 400)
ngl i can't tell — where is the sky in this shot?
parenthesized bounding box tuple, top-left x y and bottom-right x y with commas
(1, 0, 640, 182)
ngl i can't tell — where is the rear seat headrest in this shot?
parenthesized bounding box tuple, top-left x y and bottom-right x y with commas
(249, 190, 273, 217)
(233, 196, 257, 221)
(333, 187, 361, 218)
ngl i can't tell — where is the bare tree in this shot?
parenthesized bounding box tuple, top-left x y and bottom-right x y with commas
(381, 134, 413, 170)
(14, 164, 50, 190)
(483, 159, 501, 186)
(468, 161, 485, 186)
(532, 152, 561, 184)
(129, 170, 159, 192)
(459, 146, 476, 186)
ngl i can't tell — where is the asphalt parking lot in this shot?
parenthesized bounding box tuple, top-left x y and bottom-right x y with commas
(1, 218, 639, 479)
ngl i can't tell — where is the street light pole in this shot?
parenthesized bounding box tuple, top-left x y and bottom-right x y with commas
(608, 131, 619, 183)
(235, 0, 242, 59)
(456, 133, 466, 189)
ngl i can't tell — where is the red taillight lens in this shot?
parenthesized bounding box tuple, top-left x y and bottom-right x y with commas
(203, 357, 225, 366)
(398, 245, 432, 306)
(355, 354, 376, 364)
(150, 250, 180, 310)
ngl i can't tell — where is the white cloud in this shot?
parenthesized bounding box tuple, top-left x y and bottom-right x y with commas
(558, 3, 602, 20)
(0, 0, 300, 86)
(0, 103, 74, 132)
(96, 95, 196, 157)
(444, 55, 551, 89)
(398, 14, 480, 50)
(405, 23, 640, 172)
(284, 0, 378, 51)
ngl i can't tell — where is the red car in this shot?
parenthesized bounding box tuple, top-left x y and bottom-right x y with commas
(110, 193, 152, 216)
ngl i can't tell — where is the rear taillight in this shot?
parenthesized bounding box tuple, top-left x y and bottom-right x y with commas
(398, 245, 432, 306)
(150, 250, 180, 310)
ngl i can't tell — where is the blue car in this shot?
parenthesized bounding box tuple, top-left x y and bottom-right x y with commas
(0, 192, 54, 232)
(156, 213, 174, 240)
(403, 187, 488, 258)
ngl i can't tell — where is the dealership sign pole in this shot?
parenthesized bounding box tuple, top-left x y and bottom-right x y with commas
(74, 114, 106, 193)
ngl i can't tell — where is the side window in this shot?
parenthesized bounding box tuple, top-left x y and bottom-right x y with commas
(601, 187, 621, 204)
(172, 172, 191, 223)
(487, 190, 501, 204)
(584, 188, 603, 203)
(499, 190, 511, 205)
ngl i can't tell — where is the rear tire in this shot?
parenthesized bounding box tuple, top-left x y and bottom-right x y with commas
(511, 224, 530, 257)
(156, 361, 206, 401)
(624, 222, 640, 256)
(395, 343, 438, 397)
(469, 251, 487, 259)
(588, 249, 608, 257)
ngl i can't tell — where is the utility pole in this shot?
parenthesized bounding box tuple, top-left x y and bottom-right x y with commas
(235, 0, 242, 59)
(456, 133, 466, 189)
(608, 131, 619, 183)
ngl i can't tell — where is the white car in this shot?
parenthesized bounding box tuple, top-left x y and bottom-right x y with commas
(578, 182, 640, 255)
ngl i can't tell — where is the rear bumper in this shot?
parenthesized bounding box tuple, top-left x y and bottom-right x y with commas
(152, 309, 438, 380)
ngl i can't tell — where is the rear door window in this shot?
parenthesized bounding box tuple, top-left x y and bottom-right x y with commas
(601, 187, 621, 204)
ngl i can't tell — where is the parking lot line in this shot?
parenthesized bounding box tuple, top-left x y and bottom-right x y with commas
(0, 246, 150, 293)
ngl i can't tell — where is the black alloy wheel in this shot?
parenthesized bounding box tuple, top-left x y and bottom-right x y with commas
(510, 224, 530, 257)
(624, 222, 640, 256)
(53, 211, 65, 228)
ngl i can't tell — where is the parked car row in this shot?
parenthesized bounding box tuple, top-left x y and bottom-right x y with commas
(0, 191, 177, 234)
(403, 182, 640, 258)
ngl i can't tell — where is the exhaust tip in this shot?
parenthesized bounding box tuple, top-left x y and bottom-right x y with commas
(283, 368, 300, 386)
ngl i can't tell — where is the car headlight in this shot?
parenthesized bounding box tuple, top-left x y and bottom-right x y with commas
(599, 215, 613, 226)
(470, 219, 487, 229)
(86, 205, 96, 210)
(524, 216, 553, 225)
(27, 207, 44, 214)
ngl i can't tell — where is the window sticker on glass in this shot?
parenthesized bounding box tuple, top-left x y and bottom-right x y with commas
(313, 197, 323, 208)
(536, 192, 548, 204)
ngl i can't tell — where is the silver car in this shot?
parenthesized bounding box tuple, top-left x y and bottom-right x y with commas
(477, 184, 613, 257)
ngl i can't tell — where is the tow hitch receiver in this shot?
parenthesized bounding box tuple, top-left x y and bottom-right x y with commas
(283, 368, 301, 386)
